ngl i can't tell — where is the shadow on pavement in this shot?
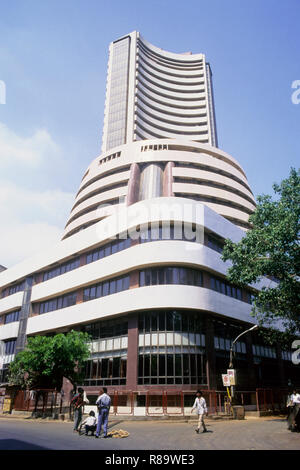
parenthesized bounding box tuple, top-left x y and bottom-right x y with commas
(0, 439, 50, 450)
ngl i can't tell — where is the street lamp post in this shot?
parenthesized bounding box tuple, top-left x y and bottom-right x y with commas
(229, 324, 258, 400)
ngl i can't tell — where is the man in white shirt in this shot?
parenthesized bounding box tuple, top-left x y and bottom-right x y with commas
(95, 387, 111, 438)
(291, 390, 300, 405)
(288, 389, 300, 431)
(80, 410, 97, 436)
(191, 390, 208, 433)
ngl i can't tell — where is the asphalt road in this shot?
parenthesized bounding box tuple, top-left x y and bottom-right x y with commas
(0, 417, 299, 450)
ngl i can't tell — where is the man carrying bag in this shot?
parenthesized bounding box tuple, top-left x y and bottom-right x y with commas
(95, 387, 111, 438)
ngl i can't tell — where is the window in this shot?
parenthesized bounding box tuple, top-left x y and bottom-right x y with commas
(39, 292, 77, 314)
(5, 339, 16, 355)
(210, 275, 246, 301)
(139, 224, 197, 244)
(1, 281, 25, 298)
(84, 355, 126, 386)
(138, 351, 206, 386)
(83, 274, 130, 303)
(43, 258, 80, 282)
(207, 234, 224, 254)
(86, 237, 131, 265)
(139, 267, 203, 288)
(4, 310, 20, 324)
(138, 310, 205, 335)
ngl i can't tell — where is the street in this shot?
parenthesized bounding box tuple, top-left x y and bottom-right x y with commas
(0, 417, 299, 450)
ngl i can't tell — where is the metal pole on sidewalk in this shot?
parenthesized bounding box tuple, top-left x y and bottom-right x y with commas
(229, 324, 258, 399)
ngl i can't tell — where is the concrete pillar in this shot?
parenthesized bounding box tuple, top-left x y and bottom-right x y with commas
(126, 315, 139, 390)
(15, 276, 33, 355)
(205, 316, 217, 390)
(127, 163, 141, 206)
(163, 161, 174, 197)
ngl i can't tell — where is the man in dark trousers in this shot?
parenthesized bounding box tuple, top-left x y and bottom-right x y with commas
(95, 387, 111, 438)
(71, 387, 85, 432)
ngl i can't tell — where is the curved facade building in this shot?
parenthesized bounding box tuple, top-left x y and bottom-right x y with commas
(63, 139, 255, 239)
(1, 32, 297, 412)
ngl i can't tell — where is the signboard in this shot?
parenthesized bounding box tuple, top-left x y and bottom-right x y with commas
(222, 374, 231, 387)
(227, 369, 236, 386)
(2, 398, 12, 413)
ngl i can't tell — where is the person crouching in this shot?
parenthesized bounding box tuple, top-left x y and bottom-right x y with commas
(81, 410, 97, 436)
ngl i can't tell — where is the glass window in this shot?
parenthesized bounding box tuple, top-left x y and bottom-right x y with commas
(123, 276, 130, 290)
(183, 355, 189, 376)
(179, 268, 188, 285)
(173, 311, 181, 331)
(139, 271, 145, 287)
(226, 285, 232, 297)
(165, 268, 173, 284)
(90, 286, 96, 299)
(86, 253, 93, 264)
(157, 268, 165, 285)
(159, 312, 165, 331)
(167, 354, 174, 376)
(145, 270, 151, 286)
(144, 355, 150, 377)
(110, 280, 116, 295)
(145, 315, 150, 333)
(151, 313, 158, 332)
(104, 244, 111, 257)
(96, 284, 102, 298)
(166, 311, 173, 331)
(102, 281, 109, 296)
(175, 354, 182, 376)
(116, 278, 123, 292)
(5, 310, 20, 324)
(151, 269, 158, 285)
(151, 355, 157, 376)
(113, 357, 120, 377)
(182, 313, 188, 332)
(159, 354, 165, 376)
(138, 356, 143, 377)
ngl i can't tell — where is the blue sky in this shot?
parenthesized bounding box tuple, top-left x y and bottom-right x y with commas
(0, 0, 299, 266)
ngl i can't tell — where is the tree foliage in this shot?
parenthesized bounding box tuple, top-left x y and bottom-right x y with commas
(8, 330, 90, 390)
(222, 168, 300, 345)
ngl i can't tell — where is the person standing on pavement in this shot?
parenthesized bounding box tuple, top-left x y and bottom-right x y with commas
(287, 389, 300, 432)
(71, 387, 85, 433)
(191, 390, 208, 433)
(95, 387, 111, 438)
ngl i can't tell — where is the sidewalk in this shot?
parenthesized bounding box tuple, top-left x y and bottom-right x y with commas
(0, 411, 287, 424)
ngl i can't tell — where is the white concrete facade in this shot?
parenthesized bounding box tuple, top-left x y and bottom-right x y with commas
(2, 32, 287, 394)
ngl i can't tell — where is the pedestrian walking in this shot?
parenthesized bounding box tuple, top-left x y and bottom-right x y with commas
(80, 410, 97, 436)
(95, 387, 111, 438)
(71, 387, 85, 432)
(287, 389, 300, 432)
(191, 390, 208, 434)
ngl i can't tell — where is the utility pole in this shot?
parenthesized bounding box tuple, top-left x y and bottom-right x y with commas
(229, 324, 258, 399)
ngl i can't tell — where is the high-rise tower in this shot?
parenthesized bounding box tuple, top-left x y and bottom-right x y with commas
(102, 31, 218, 152)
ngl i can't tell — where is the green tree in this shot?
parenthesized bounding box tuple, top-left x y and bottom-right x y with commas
(8, 330, 90, 390)
(222, 168, 300, 346)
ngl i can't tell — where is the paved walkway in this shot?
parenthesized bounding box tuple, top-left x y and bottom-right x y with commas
(0, 416, 299, 450)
